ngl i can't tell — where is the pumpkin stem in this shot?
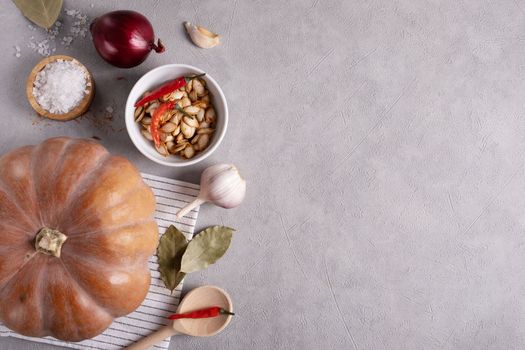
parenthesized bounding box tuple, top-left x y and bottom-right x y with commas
(35, 227, 68, 258)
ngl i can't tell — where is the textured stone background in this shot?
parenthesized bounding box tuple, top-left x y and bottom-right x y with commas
(2, 0, 525, 349)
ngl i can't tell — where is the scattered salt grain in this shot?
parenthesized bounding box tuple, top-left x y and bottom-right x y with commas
(65, 9, 89, 38)
(33, 60, 88, 114)
(61, 36, 73, 47)
(14, 46, 21, 58)
(47, 21, 61, 39)
(25, 9, 89, 57)
(106, 106, 114, 113)
(28, 37, 53, 56)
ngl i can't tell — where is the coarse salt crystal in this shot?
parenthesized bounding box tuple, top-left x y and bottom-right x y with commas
(33, 60, 88, 114)
(25, 9, 89, 56)
(61, 36, 73, 46)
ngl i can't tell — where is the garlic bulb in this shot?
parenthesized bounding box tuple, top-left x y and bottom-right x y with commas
(176, 164, 246, 219)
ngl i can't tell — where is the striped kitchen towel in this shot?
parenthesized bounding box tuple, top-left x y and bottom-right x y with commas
(0, 173, 199, 350)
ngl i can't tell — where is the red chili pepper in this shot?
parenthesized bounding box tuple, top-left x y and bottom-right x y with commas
(168, 306, 235, 320)
(151, 102, 174, 148)
(134, 73, 206, 107)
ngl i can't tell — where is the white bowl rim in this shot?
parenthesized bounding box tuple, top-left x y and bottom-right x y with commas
(125, 63, 228, 167)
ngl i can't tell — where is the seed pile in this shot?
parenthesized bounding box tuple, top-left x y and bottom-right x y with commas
(135, 77, 216, 159)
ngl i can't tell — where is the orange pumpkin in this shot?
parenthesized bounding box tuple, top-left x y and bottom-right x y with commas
(0, 137, 158, 341)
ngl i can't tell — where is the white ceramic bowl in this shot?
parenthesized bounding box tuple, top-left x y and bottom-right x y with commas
(126, 64, 228, 167)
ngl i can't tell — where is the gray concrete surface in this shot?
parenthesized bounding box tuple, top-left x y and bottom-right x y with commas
(1, 0, 525, 349)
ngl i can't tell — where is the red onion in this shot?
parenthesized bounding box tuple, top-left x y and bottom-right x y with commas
(90, 10, 165, 68)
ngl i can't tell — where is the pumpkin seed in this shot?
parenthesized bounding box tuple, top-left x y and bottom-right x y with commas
(197, 133, 210, 150)
(146, 101, 160, 114)
(183, 145, 195, 159)
(194, 101, 208, 110)
(134, 106, 145, 122)
(185, 79, 193, 93)
(181, 97, 192, 108)
(196, 108, 205, 122)
(184, 106, 200, 115)
(197, 127, 215, 135)
(160, 93, 170, 102)
(161, 111, 172, 123)
(156, 143, 169, 157)
(193, 79, 205, 96)
(141, 129, 153, 140)
(141, 116, 152, 125)
(205, 107, 216, 123)
(171, 90, 185, 100)
(176, 133, 186, 143)
(183, 116, 199, 128)
(172, 125, 181, 136)
(189, 89, 198, 102)
(191, 134, 200, 144)
(170, 112, 182, 125)
(181, 122, 196, 138)
(161, 122, 177, 133)
(159, 132, 168, 142)
(172, 142, 189, 153)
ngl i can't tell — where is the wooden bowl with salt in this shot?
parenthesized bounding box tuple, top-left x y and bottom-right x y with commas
(26, 55, 95, 121)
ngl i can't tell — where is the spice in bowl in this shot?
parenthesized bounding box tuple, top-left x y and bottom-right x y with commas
(33, 59, 90, 114)
(134, 73, 216, 159)
(27, 55, 95, 121)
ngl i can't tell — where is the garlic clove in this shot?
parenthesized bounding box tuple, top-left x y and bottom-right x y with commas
(184, 22, 220, 49)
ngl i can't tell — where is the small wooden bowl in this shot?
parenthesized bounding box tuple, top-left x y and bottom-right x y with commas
(26, 55, 95, 121)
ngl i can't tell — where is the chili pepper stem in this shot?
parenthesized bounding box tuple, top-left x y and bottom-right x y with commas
(219, 309, 235, 316)
(187, 73, 206, 79)
(175, 104, 195, 119)
(185, 73, 206, 84)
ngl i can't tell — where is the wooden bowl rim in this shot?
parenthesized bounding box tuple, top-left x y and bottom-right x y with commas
(26, 55, 95, 121)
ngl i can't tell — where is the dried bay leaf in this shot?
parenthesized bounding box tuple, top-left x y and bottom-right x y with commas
(12, 0, 63, 29)
(157, 225, 188, 293)
(180, 226, 235, 274)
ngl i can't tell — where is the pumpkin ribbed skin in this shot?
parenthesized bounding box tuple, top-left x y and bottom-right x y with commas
(0, 137, 158, 341)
